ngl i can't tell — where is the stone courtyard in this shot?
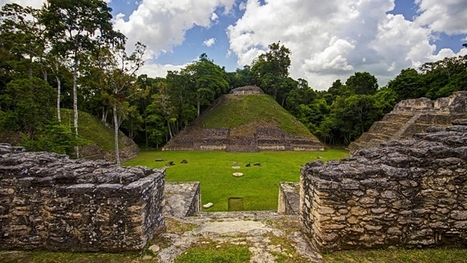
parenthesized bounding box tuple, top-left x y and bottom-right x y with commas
(155, 211, 322, 263)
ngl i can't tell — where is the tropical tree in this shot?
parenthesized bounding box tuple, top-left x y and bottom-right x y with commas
(165, 70, 196, 136)
(0, 77, 55, 136)
(184, 53, 229, 116)
(420, 55, 467, 99)
(345, 72, 379, 95)
(252, 42, 292, 104)
(40, 0, 120, 157)
(388, 68, 424, 101)
(228, 65, 258, 88)
(0, 3, 46, 79)
(95, 40, 145, 165)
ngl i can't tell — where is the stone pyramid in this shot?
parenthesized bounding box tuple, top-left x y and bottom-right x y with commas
(162, 86, 324, 152)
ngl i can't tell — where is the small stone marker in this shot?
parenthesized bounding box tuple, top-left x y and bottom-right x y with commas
(181, 159, 188, 164)
(148, 244, 160, 253)
(233, 172, 244, 177)
(155, 158, 164, 162)
(203, 202, 214, 208)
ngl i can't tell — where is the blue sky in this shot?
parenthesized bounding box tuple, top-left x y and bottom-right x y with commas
(2, 0, 467, 90)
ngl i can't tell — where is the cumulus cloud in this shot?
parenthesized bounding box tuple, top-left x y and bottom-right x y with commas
(414, 0, 467, 34)
(137, 62, 184, 77)
(227, 0, 467, 90)
(203, 38, 216, 47)
(113, 0, 235, 77)
(0, 0, 44, 8)
(3, 0, 466, 89)
(211, 12, 219, 21)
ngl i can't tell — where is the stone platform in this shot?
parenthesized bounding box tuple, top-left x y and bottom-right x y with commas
(158, 211, 323, 263)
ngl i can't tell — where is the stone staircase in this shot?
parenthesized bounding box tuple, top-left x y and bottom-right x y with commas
(348, 91, 467, 154)
(348, 113, 413, 153)
(163, 119, 323, 153)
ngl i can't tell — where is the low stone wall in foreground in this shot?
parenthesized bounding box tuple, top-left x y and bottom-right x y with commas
(278, 182, 300, 215)
(301, 120, 467, 251)
(0, 151, 165, 252)
(164, 182, 201, 218)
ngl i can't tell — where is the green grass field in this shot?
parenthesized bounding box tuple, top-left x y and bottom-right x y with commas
(201, 95, 313, 137)
(123, 149, 349, 211)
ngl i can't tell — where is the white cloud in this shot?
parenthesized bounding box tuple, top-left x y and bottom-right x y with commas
(112, 0, 236, 79)
(113, 0, 235, 58)
(239, 1, 246, 11)
(4, 0, 466, 89)
(137, 62, 184, 78)
(0, 0, 45, 8)
(227, 0, 467, 90)
(414, 0, 467, 35)
(203, 38, 216, 47)
(211, 12, 219, 21)
(304, 37, 355, 72)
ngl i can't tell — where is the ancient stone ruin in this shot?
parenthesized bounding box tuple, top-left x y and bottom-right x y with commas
(0, 149, 165, 252)
(349, 91, 467, 154)
(300, 119, 467, 251)
(164, 182, 201, 218)
(230, 85, 264, 95)
(163, 87, 324, 152)
(278, 182, 300, 215)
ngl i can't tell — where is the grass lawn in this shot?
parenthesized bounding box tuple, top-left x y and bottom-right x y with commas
(123, 149, 349, 212)
(323, 247, 467, 263)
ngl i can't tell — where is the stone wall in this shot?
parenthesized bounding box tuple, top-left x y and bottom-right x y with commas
(278, 182, 300, 215)
(301, 120, 467, 251)
(230, 85, 264, 95)
(0, 150, 165, 252)
(164, 182, 201, 218)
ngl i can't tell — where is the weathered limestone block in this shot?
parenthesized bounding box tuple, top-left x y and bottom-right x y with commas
(0, 150, 165, 252)
(301, 120, 467, 251)
(278, 182, 300, 215)
(163, 182, 201, 217)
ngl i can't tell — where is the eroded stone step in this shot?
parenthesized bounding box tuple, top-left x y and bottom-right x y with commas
(189, 210, 290, 222)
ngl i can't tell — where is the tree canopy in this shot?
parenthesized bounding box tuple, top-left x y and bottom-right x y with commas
(1, 1, 466, 156)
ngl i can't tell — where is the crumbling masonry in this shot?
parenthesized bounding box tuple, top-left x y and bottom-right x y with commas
(301, 119, 467, 251)
(0, 148, 165, 252)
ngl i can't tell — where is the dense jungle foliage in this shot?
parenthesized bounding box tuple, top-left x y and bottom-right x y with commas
(0, 1, 466, 155)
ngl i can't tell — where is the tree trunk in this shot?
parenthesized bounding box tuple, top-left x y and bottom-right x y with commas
(113, 103, 120, 166)
(197, 100, 201, 116)
(56, 63, 61, 123)
(197, 93, 201, 116)
(144, 119, 148, 149)
(167, 120, 173, 139)
(73, 57, 79, 158)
